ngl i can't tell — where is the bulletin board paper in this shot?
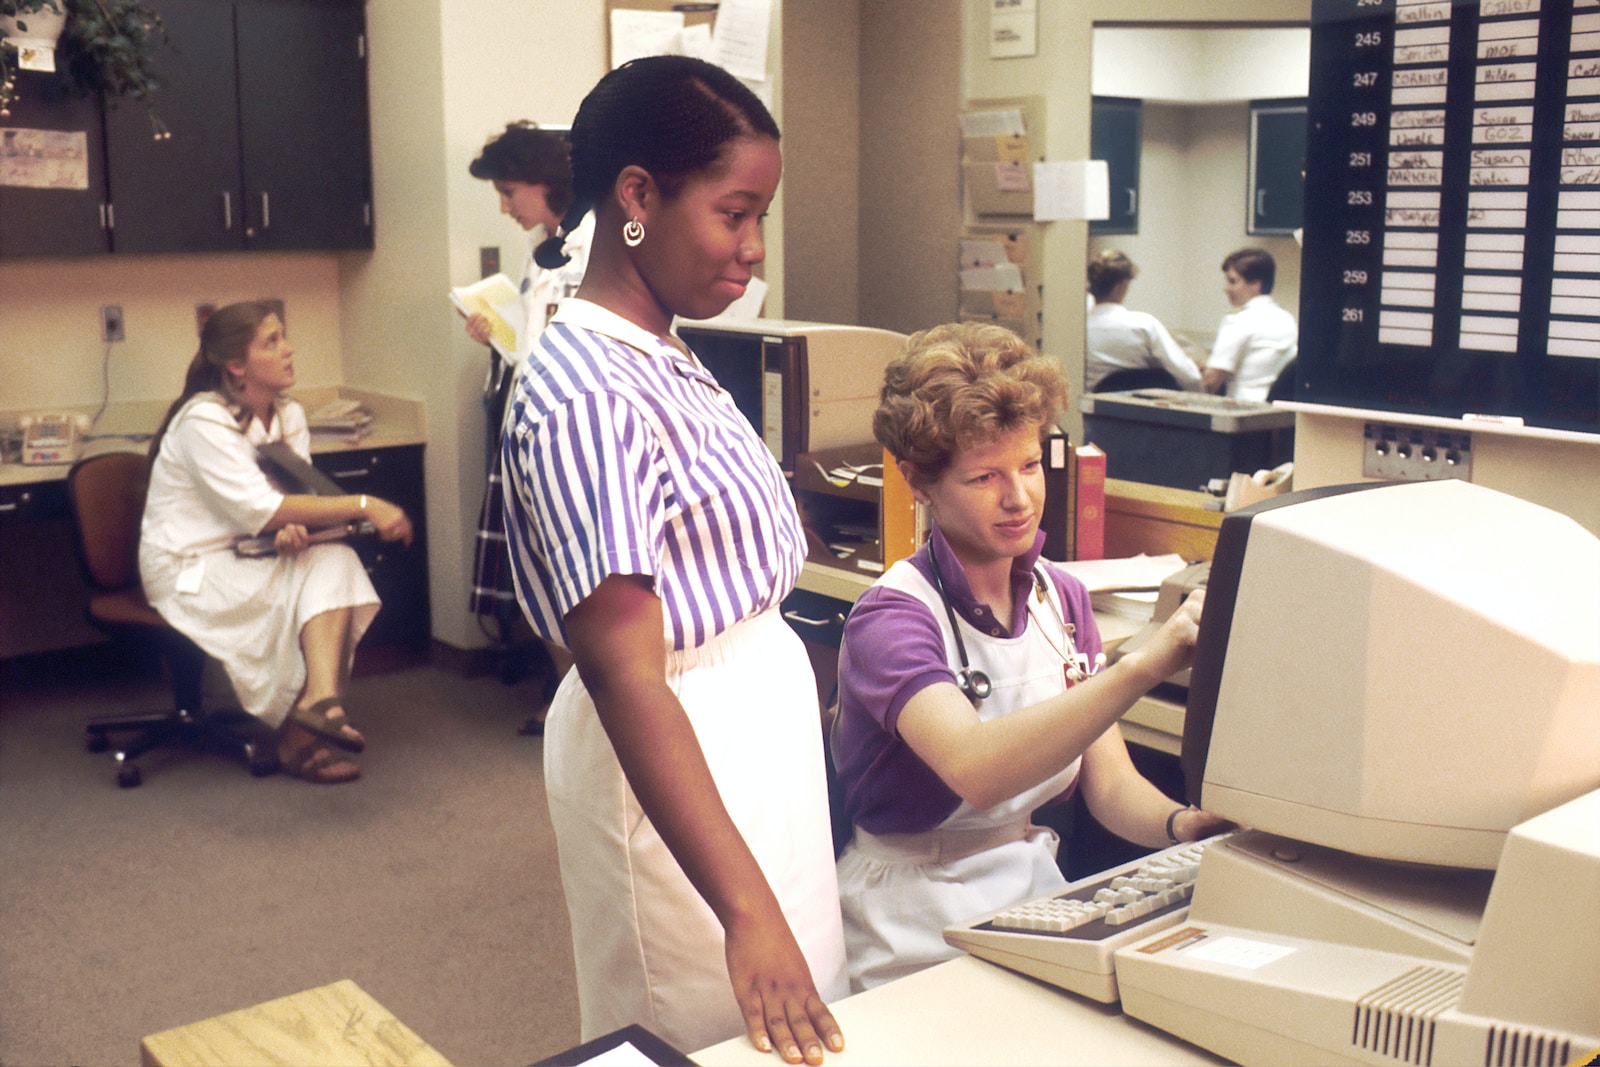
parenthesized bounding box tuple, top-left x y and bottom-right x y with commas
(0, 128, 89, 190)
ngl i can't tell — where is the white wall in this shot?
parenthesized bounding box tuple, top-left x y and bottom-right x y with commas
(1089, 102, 1303, 344)
(1092, 27, 1309, 104)
(0, 253, 345, 411)
(960, 0, 1312, 438)
(349, 0, 607, 652)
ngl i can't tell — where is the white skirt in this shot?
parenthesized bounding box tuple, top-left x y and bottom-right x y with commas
(544, 609, 849, 1052)
(141, 542, 379, 729)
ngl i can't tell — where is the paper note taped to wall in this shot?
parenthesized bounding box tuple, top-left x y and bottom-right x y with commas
(0, 128, 89, 190)
(1031, 160, 1109, 222)
(960, 263, 1025, 292)
(960, 108, 1026, 139)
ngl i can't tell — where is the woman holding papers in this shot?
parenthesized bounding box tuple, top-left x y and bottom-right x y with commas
(140, 302, 413, 784)
(830, 322, 1231, 991)
(462, 123, 593, 733)
(499, 57, 847, 1062)
(463, 121, 593, 360)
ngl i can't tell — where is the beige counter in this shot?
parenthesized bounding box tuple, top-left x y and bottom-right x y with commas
(0, 386, 425, 488)
(693, 956, 1222, 1066)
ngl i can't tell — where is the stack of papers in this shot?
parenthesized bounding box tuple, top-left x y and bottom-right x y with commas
(450, 273, 526, 360)
(1054, 552, 1186, 592)
(307, 398, 374, 445)
(1090, 589, 1159, 622)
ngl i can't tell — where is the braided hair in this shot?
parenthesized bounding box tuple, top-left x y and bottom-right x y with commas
(534, 55, 779, 269)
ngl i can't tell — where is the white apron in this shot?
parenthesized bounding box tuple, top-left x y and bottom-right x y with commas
(837, 561, 1081, 992)
(544, 608, 849, 1051)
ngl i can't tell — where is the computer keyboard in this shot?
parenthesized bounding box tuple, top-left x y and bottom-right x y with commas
(942, 834, 1227, 1004)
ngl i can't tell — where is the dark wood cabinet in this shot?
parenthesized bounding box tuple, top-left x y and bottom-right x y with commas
(104, 0, 373, 253)
(1091, 96, 1141, 236)
(2, 0, 372, 258)
(233, 0, 372, 251)
(312, 444, 430, 653)
(1248, 99, 1307, 236)
(102, 0, 241, 253)
(0, 70, 112, 256)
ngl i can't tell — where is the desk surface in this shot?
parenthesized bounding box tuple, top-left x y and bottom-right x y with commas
(0, 387, 426, 489)
(692, 956, 1224, 1067)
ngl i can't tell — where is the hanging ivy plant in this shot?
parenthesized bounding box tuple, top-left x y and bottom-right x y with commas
(2, 0, 168, 137)
(0, 1, 66, 117)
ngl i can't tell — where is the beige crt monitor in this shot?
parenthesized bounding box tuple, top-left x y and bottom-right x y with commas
(676, 318, 908, 471)
(1112, 480, 1600, 1066)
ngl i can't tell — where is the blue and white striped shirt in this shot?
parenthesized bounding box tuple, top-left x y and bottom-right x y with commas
(502, 298, 806, 651)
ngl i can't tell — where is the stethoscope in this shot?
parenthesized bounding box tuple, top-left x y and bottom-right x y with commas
(927, 538, 1105, 704)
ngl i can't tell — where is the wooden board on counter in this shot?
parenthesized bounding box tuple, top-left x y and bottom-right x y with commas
(1104, 478, 1224, 562)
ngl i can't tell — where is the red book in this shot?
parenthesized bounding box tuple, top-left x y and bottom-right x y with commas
(1073, 443, 1106, 561)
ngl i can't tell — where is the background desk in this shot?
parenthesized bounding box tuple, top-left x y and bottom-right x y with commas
(0, 388, 427, 663)
(1080, 390, 1293, 492)
(692, 956, 1223, 1066)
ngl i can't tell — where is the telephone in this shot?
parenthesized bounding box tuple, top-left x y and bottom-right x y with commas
(19, 412, 91, 466)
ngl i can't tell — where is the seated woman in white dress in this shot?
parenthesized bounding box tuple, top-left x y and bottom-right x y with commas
(1085, 249, 1202, 392)
(139, 302, 414, 783)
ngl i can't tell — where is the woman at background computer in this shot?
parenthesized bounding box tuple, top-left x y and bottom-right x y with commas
(831, 321, 1231, 991)
(1202, 247, 1298, 401)
(499, 56, 847, 1062)
(140, 301, 414, 784)
(1085, 249, 1202, 392)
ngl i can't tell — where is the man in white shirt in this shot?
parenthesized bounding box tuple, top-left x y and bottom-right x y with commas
(1202, 247, 1298, 402)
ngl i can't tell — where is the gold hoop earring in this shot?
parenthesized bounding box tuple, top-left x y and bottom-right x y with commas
(623, 217, 645, 247)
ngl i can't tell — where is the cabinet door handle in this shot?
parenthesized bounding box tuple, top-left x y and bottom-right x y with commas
(1256, 189, 1267, 218)
(222, 191, 232, 230)
(260, 191, 271, 230)
(327, 467, 370, 479)
(1126, 188, 1137, 215)
(782, 609, 846, 628)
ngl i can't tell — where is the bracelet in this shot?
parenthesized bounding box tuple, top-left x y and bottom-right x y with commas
(1165, 806, 1190, 845)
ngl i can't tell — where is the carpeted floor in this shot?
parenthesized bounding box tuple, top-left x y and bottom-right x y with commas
(0, 645, 580, 1067)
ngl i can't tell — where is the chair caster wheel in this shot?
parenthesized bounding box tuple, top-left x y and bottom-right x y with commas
(86, 733, 110, 753)
(117, 763, 143, 788)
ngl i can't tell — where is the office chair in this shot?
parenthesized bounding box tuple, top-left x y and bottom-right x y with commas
(1091, 366, 1180, 393)
(68, 451, 278, 788)
(1266, 357, 1299, 403)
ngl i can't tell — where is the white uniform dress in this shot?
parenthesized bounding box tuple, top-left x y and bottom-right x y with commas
(1208, 294, 1298, 401)
(835, 560, 1081, 992)
(503, 301, 848, 1050)
(1085, 301, 1203, 392)
(139, 393, 379, 729)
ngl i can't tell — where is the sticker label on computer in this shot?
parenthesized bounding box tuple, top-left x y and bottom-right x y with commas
(1136, 926, 1211, 954)
(1183, 935, 1296, 970)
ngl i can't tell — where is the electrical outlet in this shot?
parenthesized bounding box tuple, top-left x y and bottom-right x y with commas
(101, 305, 125, 343)
(1363, 421, 1473, 482)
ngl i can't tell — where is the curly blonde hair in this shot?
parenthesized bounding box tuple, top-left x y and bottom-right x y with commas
(873, 322, 1067, 483)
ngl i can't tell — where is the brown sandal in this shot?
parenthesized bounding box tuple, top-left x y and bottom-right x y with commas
(282, 744, 360, 784)
(287, 697, 365, 753)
